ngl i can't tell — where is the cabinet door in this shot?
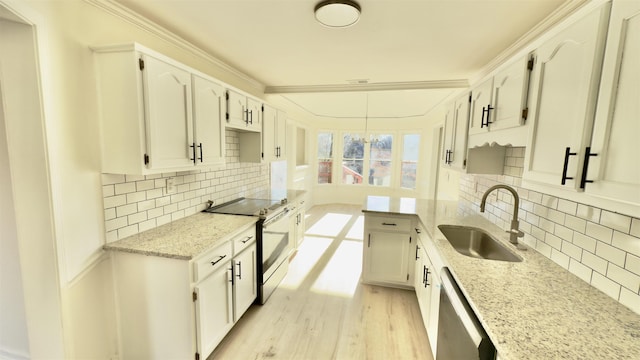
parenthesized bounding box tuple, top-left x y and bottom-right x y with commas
(142, 55, 194, 170)
(246, 97, 262, 132)
(194, 263, 233, 358)
(233, 243, 257, 321)
(262, 104, 277, 162)
(491, 56, 530, 131)
(450, 93, 470, 169)
(226, 89, 248, 129)
(276, 110, 287, 159)
(426, 270, 440, 358)
(192, 75, 225, 167)
(586, 2, 640, 205)
(523, 5, 610, 189)
(365, 231, 411, 284)
(468, 77, 493, 136)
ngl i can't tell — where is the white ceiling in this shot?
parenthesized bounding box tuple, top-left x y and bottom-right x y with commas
(113, 0, 580, 118)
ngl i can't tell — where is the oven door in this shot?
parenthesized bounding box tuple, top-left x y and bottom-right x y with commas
(261, 208, 291, 283)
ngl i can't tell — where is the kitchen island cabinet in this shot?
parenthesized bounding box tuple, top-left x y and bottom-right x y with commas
(105, 213, 258, 360)
(362, 212, 414, 288)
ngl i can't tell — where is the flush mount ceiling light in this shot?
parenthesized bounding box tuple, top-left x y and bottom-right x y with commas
(314, 0, 361, 28)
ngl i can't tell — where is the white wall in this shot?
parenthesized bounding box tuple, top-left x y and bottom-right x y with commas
(0, 59, 30, 360)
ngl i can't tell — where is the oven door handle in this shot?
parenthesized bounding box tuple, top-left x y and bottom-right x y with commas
(440, 270, 483, 347)
(263, 208, 290, 228)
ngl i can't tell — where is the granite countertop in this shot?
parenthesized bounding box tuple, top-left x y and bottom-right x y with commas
(363, 196, 640, 360)
(103, 213, 258, 260)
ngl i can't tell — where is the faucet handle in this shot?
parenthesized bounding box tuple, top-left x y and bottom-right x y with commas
(506, 229, 524, 238)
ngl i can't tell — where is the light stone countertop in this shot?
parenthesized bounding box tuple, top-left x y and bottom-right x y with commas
(103, 213, 258, 260)
(363, 196, 640, 360)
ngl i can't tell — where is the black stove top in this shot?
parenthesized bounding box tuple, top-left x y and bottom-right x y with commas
(204, 197, 286, 218)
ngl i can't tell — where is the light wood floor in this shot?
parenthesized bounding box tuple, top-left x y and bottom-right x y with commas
(210, 204, 434, 360)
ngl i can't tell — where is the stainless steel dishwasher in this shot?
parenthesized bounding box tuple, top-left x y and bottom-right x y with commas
(436, 267, 496, 360)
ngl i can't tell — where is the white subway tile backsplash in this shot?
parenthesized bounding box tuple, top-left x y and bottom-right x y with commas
(551, 249, 570, 269)
(114, 182, 136, 195)
(619, 288, 640, 314)
(557, 199, 577, 215)
(596, 242, 626, 268)
(627, 254, 640, 277)
(631, 218, 640, 238)
(582, 251, 609, 275)
(561, 241, 582, 261)
(591, 272, 621, 300)
(572, 232, 597, 253)
(104, 195, 126, 209)
(607, 264, 640, 293)
(102, 130, 269, 242)
(457, 148, 640, 313)
(576, 204, 601, 223)
(585, 222, 613, 244)
(565, 215, 587, 233)
(569, 259, 592, 283)
(600, 210, 632, 233)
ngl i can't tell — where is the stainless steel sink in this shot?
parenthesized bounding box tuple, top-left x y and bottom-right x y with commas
(438, 225, 522, 262)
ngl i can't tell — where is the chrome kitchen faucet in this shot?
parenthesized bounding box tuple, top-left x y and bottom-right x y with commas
(480, 185, 525, 246)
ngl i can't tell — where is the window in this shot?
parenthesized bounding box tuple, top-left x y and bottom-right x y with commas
(368, 134, 393, 186)
(401, 134, 420, 189)
(317, 132, 333, 184)
(342, 133, 365, 184)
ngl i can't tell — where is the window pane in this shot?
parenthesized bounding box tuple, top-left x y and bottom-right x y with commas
(401, 134, 420, 189)
(342, 133, 364, 184)
(317, 132, 333, 184)
(369, 134, 393, 186)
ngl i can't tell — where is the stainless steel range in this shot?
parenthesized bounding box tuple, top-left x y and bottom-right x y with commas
(204, 197, 291, 304)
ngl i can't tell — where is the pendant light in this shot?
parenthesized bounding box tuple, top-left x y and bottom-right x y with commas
(314, 0, 361, 28)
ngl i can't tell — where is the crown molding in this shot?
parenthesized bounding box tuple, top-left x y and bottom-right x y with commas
(265, 79, 469, 94)
(84, 0, 265, 93)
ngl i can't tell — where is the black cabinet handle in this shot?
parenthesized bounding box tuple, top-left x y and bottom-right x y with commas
(249, 110, 253, 124)
(381, 222, 397, 226)
(415, 245, 420, 260)
(580, 146, 598, 189)
(481, 104, 494, 128)
(228, 266, 234, 285)
(425, 268, 430, 287)
(236, 261, 242, 280)
(241, 235, 253, 244)
(189, 143, 196, 164)
(198, 143, 203, 162)
(244, 109, 249, 124)
(561, 147, 577, 185)
(211, 254, 227, 266)
(415, 228, 421, 234)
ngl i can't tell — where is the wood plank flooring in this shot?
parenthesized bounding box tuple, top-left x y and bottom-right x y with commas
(210, 204, 434, 360)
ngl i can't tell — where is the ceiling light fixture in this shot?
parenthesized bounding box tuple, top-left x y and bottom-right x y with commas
(314, 0, 361, 28)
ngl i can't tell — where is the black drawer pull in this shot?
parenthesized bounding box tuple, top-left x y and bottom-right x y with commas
(210, 254, 227, 266)
(381, 222, 397, 226)
(241, 235, 253, 244)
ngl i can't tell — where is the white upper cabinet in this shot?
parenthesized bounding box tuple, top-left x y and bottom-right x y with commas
(142, 55, 195, 170)
(442, 92, 470, 170)
(192, 75, 226, 167)
(467, 55, 533, 147)
(523, 4, 610, 191)
(585, 1, 640, 206)
(468, 77, 494, 137)
(262, 105, 287, 162)
(92, 43, 226, 174)
(226, 89, 262, 132)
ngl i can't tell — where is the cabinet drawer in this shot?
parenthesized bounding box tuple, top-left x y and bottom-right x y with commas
(366, 215, 411, 232)
(234, 226, 256, 254)
(193, 241, 233, 283)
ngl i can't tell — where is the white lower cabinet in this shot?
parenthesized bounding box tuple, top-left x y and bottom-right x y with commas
(111, 224, 257, 360)
(362, 213, 414, 287)
(413, 226, 441, 359)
